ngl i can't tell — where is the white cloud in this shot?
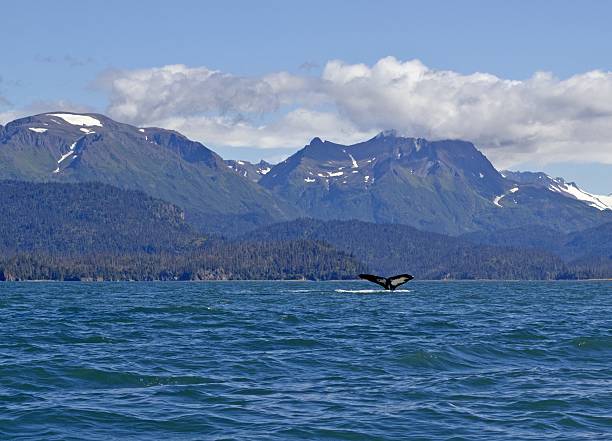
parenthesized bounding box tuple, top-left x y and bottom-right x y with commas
(149, 109, 372, 150)
(101, 64, 326, 123)
(92, 58, 612, 167)
(0, 109, 25, 125)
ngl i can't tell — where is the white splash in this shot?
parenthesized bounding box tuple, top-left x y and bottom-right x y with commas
(335, 289, 412, 294)
(304, 177, 316, 183)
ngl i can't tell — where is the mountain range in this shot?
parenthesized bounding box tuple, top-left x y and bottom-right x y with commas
(258, 133, 611, 235)
(1, 111, 611, 279)
(1, 112, 610, 237)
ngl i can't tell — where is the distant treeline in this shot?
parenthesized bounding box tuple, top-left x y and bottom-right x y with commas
(0, 181, 610, 281)
(0, 240, 362, 281)
(242, 218, 612, 280)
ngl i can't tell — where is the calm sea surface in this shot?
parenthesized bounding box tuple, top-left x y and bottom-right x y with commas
(1, 281, 611, 440)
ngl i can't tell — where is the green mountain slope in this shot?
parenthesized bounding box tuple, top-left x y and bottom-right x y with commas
(260, 133, 610, 235)
(0, 113, 293, 234)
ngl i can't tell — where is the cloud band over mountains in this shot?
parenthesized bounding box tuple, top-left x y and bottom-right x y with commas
(4, 57, 612, 168)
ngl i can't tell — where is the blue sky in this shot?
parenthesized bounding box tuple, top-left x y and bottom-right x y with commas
(1, 0, 611, 192)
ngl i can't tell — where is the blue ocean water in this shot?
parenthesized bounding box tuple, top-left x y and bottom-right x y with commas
(1, 281, 611, 440)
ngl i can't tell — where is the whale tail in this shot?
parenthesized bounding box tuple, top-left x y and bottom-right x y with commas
(358, 273, 414, 290)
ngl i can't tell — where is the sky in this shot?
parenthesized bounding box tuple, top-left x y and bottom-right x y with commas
(1, 0, 611, 193)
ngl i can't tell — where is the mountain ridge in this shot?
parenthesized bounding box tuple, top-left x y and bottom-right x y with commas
(259, 133, 610, 235)
(0, 112, 295, 234)
(1, 112, 610, 236)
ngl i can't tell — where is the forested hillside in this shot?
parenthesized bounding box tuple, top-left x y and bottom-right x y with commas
(1, 181, 609, 281)
(0, 241, 362, 281)
(461, 223, 612, 277)
(242, 218, 607, 279)
(0, 181, 360, 280)
(0, 181, 198, 254)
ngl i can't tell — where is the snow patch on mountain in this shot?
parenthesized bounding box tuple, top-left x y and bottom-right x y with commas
(346, 151, 358, 168)
(493, 187, 519, 207)
(29, 128, 47, 133)
(503, 170, 611, 211)
(57, 141, 78, 165)
(548, 179, 611, 210)
(48, 113, 102, 127)
(598, 193, 612, 207)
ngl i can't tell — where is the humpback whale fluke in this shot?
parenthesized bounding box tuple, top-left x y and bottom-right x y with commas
(358, 273, 414, 290)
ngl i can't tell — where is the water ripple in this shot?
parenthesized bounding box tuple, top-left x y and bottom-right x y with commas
(1, 281, 611, 440)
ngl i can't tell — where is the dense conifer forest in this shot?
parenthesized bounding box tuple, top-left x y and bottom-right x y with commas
(0, 182, 360, 280)
(0, 181, 609, 281)
(243, 219, 611, 279)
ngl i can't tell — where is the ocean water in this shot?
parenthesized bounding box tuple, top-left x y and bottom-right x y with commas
(1, 281, 611, 440)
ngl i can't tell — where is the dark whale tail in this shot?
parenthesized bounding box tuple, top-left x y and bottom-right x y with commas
(358, 273, 414, 290)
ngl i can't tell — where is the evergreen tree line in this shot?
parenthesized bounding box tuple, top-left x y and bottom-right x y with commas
(0, 240, 362, 281)
(0, 181, 609, 281)
(242, 219, 612, 280)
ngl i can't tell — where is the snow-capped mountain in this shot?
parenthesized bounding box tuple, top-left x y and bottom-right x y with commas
(502, 171, 612, 211)
(259, 132, 610, 234)
(0, 112, 293, 233)
(1, 112, 609, 236)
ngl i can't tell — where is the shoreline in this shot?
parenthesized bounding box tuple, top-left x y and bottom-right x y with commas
(2, 278, 610, 283)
